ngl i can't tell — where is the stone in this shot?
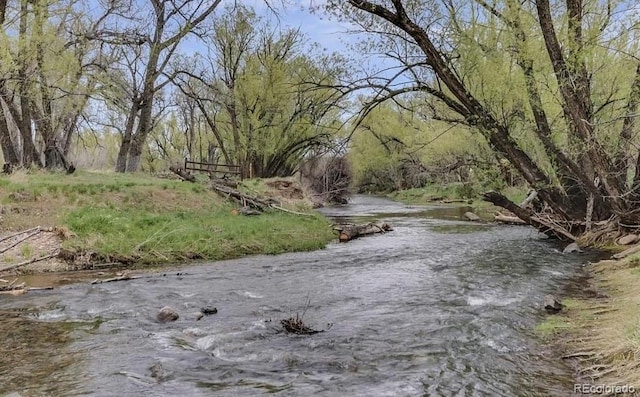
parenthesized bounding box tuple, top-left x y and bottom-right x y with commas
(617, 234, 639, 246)
(200, 306, 218, 315)
(157, 306, 179, 323)
(464, 211, 481, 222)
(544, 294, 564, 314)
(562, 242, 583, 254)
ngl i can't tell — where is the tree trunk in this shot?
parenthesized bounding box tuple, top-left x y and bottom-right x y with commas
(125, 94, 154, 172)
(115, 99, 139, 172)
(0, 110, 18, 165)
(17, 0, 40, 167)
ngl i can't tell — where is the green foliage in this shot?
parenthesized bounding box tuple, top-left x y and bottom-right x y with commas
(349, 102, 493, 192)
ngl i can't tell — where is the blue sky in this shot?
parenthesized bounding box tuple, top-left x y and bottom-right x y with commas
(237, 0, 353, 54)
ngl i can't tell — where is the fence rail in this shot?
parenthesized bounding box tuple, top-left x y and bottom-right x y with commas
(184, 159, 242, 179)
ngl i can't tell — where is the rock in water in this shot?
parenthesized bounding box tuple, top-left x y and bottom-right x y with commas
(201, 306, 218, 315)
(157, 306, 179, 323)
(464, 212, 481, 222)
(618, 234, 640, 246)
(562, 242, 583, 254)
(544, 294, 564, 314)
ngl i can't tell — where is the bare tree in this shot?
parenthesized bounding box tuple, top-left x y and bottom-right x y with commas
(113, 0, 223, 172)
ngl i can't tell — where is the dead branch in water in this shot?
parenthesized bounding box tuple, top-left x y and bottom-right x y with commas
(90, 273, 139, 284)
(280, 313, 325, 335)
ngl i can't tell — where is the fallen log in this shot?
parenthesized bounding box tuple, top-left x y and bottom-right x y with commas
(335, 222, 393, 242)
(169, 166, 196, 182)
(494, 212, 527, 225)
(483, 191, 576, 241)
(210, 183, 268, 210)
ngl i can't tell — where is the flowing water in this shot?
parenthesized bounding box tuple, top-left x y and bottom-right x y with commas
(0, 196, 598, 396)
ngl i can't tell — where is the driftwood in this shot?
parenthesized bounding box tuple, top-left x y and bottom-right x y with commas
(269, 204, 316, 217)
(464, 212, 481, 221)
(90, 273, 139, 284)
(169, 166, 196, 182)
(280, 314, 323, 335)
(0, 252, 59, 272)
(210, 183, 268, 210)
(0, 226, 41, 254)
(494, 212, 527, 225)
(334, 222, 393, 242)
(211, 183, 316, 216)
(0, 227, 41, 244)
(240, 206, 262, 216)
(0, 279, 23, 291)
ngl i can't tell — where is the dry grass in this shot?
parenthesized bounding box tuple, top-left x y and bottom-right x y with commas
(551, 257, 640, 390)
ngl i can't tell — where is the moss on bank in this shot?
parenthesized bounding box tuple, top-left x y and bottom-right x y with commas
(0, 170, 334, 270)
(537, 256, 640, 389)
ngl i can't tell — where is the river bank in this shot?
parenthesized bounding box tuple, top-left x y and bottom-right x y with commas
(0, 170, 334, 275)
(391, 185, 640, 392)
(537, 253, 640, 394)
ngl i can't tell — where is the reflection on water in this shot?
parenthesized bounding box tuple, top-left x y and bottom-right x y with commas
(0, 196, 598, 396)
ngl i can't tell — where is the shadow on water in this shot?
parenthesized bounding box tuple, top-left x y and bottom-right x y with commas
(0, 195, 603, 396)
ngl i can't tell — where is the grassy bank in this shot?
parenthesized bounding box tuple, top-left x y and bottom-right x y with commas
(388, 183, 527, 217)
(535, 256, 640, 389)
(0, 170, 334, 270)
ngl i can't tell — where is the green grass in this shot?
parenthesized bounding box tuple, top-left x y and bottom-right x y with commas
(0, 170, 335, 268)
(534, 299, 585, 339)
(534, 316, 574, 338)
(64, 205, 333, 265)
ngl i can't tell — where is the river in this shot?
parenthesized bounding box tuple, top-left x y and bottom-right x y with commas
(0, 195, 596, 396)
